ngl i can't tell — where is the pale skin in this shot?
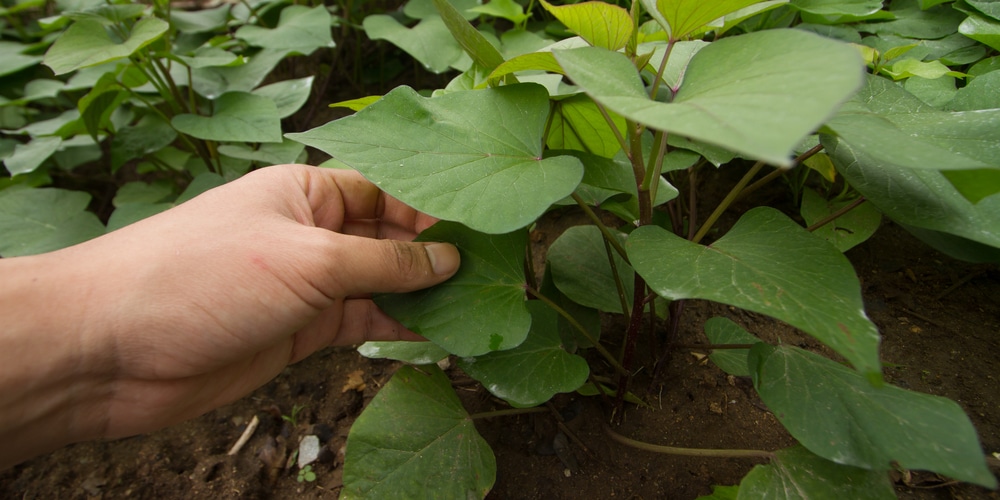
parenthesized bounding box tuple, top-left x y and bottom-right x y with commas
(0, 164, 460, 470)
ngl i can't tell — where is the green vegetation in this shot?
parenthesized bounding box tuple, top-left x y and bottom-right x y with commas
(3, 0, 999, 498)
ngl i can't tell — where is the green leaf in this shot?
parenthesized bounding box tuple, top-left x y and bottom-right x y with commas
(947, 69, 1000, 111)
(704, 317, 762, 377)
(467, 0, 529, 24)
(968, 0, 1000, 20)
(457, 302, 589, 407)
(903, 75, 957, 107)
(0, 41, 43, 77)
(549, 225, 632, 314)
(363, 15, 464, 74)
(252, 76, 314, 119)
(539, 0, 633, 51)
(627, 207, 882, 379)
(738, 445, 895, 499)
(539, 267, 601, 351)
(3, 137, 62, 176)
(825, 136, 1000, 255)
(357, 341, 450, 365)
(959, 12, 1000, 51)
(800, 190, 880, 252)
(790, 0, 883, 17)
(882, 58, 964, 80)
(217, 140, 305, 166)
(43, 17, 169, 75)
(235, 5, 333, 52)
(113, 180, 173, 206)
(374, 222, 530, 357)
(175, 46, 241, 69)
(547, 94, 627, 159)
(697, 485, 740, 500)
(750, 345, 997, 488)
(192, 48, 289, 97)
(342, 365, 495, 499)
(865, 0, 966, 39)
(642, 40, 709, 91)
(824, 76, 1000, 174)
(110, 114, 177, 171)
(556, 29, 863, 167)
(639, 0, 764, 40)
(288, 84, 583, 234)
(404, 0, 481, 20)
(172, 92, 282, 143)
(170, 4, 231, 33)
(0, 188, 105, 257)
(433, 0, 505, 72)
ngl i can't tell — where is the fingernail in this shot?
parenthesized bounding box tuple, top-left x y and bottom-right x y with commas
(424, 243, 460, 276)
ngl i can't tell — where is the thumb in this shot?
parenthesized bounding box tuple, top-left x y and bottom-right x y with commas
(322, 235, 460, 297)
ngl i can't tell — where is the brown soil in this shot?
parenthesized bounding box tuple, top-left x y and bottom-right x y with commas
(3, 210, 999, 499)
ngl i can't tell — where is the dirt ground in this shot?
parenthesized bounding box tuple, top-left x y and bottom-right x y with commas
(3, 190, 999, 499)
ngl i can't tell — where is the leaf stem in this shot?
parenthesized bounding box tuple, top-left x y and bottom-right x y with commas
(739, 144, 825, 201)
(603, 236, 631, 321)
(604, 424, 774, 459)
(470, 407, 549, 420)
(806, 196, 867, 232)
(691, 160, 765, 244)
(595, 103, 629, 160)
(570, 193, 629, 263)
(528, 287, 629, 377)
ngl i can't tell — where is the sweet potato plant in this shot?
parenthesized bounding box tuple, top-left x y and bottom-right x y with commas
(290, 0, 1000, 498)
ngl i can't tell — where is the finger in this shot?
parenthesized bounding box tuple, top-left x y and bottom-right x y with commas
(318, 234, 460, 297)
(337, 299, 425, 345)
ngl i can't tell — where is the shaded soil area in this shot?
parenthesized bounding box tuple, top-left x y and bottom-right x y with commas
(2, 210, 999, 499)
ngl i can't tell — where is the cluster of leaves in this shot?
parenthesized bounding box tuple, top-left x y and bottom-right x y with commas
(290, 0, 1000, 498)
(0, 0, 339, 256)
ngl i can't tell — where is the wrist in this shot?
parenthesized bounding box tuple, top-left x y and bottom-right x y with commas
(0, 248, 115, 469)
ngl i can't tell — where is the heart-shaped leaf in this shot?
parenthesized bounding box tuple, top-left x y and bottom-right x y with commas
(288, 84, 584, 234)
(556, 29, 863, 167)
(3, 136, 61, 176)
(375, 221, 530, 357)
(44, 17, 168, 75)
(627, 207, 881, 379)
(363, 15, 464, 73)
(750, 345, 997, 488)
(342, 365, 495, 499)
(172, 92, 282, 143)
(252, 76, 314, 118)
(235, 5, 333, 52)
(739, 445, 895, 499)
(0, 188, 105, 257)
(457, 302, 589, 407)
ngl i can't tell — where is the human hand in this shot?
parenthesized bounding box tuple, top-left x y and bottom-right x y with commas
(64, 164, 459, 438)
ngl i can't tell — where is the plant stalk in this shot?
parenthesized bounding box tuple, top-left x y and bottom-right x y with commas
(470, 407, 549, 420)
(604, 424, 774, 459)
(691, 160, 765, 244)
(806, 196, 867, 232)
